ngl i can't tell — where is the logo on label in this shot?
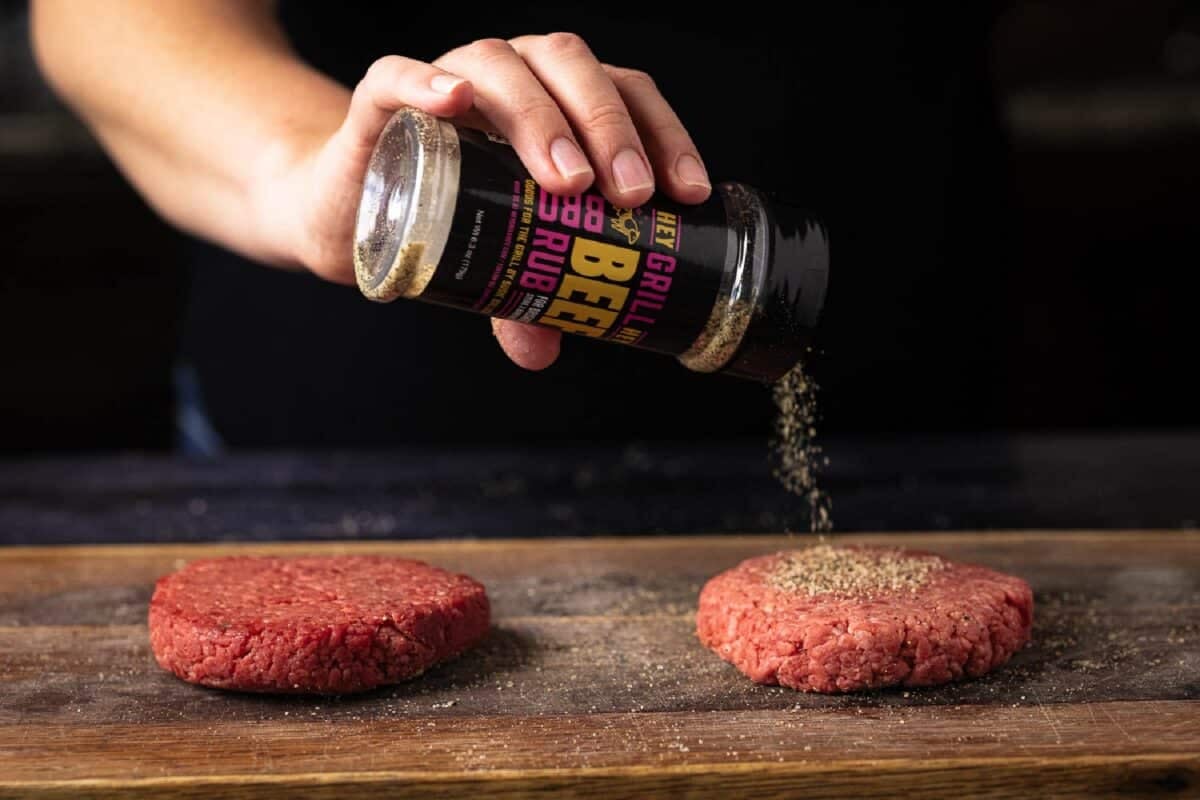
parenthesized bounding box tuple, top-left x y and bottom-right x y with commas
(610, 207, 641, 245)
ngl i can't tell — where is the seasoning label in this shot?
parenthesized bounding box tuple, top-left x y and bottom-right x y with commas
(420, 129, 730, 356)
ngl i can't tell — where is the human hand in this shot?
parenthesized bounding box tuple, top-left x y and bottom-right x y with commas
(275, 33, 711, 369)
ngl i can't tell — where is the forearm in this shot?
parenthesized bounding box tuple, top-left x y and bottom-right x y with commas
(31, 0, 349, 268)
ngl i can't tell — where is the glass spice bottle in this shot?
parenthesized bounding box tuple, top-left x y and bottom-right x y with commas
(353, 107, 830, 382)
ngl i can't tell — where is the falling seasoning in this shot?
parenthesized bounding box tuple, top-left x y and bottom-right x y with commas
(353, 107, 835, 513)
(771, 361, 832, 532)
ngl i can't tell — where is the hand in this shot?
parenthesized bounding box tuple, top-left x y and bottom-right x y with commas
(273, 33, 711, 370)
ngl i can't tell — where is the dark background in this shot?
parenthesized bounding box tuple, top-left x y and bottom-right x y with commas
(2, 1, 1199, 453)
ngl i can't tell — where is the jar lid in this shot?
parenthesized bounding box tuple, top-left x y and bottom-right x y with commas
(353, 108, 460, 301)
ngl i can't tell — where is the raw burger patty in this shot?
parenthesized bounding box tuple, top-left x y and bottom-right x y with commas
(696, 546, 1033, 693)
(149, 555, 489, 694)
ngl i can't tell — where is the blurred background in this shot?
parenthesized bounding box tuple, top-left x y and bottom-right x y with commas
(1, 1, 1198, 454)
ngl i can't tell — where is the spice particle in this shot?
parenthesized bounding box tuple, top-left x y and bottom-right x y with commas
(767, 545, 946, 598)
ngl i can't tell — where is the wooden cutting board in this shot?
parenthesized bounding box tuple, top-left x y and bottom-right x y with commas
(1, 532, 1197, 798)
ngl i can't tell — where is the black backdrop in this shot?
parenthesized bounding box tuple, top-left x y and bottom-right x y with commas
(182, 4, 1009, 445)
(2, 2, 1197, 451)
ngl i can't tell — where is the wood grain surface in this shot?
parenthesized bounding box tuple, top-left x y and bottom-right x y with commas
(1, 532, 1197, 798)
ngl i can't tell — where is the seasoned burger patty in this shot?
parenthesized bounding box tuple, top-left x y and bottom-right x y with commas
(149, 555, 489, 694)
(696, 546, 1033, 693)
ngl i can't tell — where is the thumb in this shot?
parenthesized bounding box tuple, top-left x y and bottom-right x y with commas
(340, 55, 474, 153)
(492, 319, 561, 371)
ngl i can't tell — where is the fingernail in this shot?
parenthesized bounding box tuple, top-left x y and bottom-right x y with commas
(430, 74, 465, 95)
(675, 153, 711, 190)
(612, 148, 654, 195)
(550, 137, 593, 180)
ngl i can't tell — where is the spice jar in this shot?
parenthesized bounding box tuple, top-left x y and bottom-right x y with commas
(353, 107, 830, 382)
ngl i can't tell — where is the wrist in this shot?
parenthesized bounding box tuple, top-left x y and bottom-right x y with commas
(246, 74, 354, 282)
(248, 132, 324, 272)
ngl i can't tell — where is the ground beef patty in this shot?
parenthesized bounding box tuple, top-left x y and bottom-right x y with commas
(696, 545, 1033, 693)
(149, 555, 489, 694)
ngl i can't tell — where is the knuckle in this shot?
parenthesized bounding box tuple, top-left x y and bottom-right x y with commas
(365, 55, 406, 86)
(579, 100, 632, 133)
(466, 37, 515, 62)
(541, 31, 590, 56)
(509, 96, 563, 127)
(612, 67, 657, 92)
